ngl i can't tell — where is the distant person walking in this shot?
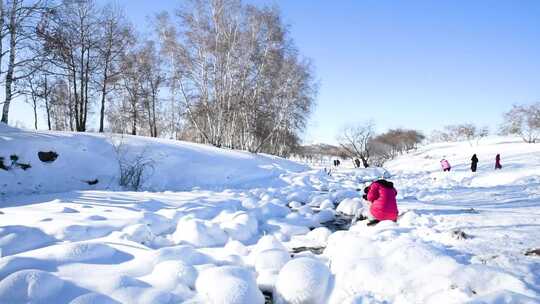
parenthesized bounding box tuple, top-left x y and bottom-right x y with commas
(471, 154, 479, 172)
(354, 158, 361, 168)
(440, 159, 451, 172)
(495, 154, 502, 170)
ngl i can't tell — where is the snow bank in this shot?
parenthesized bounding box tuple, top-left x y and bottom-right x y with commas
(0, 126, 308, 196)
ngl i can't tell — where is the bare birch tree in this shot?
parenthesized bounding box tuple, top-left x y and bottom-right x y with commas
(1, 0, 49, 124)
(501, 102, 540, 143)
(96, 3, 132, 132)
(156, 0, 316, 156)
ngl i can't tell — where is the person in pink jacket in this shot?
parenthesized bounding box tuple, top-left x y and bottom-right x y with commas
(440, 159, 451, 172)
(362, 179, 399, 224)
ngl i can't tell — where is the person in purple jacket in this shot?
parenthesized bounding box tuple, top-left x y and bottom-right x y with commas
(440, 159, 451, 172)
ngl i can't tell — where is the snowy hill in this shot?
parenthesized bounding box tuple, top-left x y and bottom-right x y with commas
(0, 131, 539, 303)
(386, 136, 540, 188)
(0, 124, 308, 197)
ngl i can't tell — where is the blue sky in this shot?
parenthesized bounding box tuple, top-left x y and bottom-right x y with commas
(10, 0, 540, 144)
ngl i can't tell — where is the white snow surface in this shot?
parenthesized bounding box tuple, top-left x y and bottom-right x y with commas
(1, 126, 540, 303)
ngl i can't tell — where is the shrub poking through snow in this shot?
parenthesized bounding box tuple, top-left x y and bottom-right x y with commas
(0, 157, 6, 170)
(84, 179, 99, 185)
(0, 154, 31, 171)
(16, 163, 31, 170)
(110, 135, 155, 191)
(118, 150, 154, 190)
(451, 229, 471, 240)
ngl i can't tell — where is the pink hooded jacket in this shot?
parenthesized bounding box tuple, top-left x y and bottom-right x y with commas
(440, 159, 451, 170)
(366, 180, 398, 221)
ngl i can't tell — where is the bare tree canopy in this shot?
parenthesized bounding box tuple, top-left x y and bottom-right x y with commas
(430, 123, 489, 144)
(500, 102, 540, 143)
(337, 121, 375, 168)
(336, 124, 425, 167)
(157, 0, 316, 156)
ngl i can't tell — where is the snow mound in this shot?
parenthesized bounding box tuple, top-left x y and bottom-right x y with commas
(153, 245, 213, 265)
(44, 242, 119, 263)
(215, 211, 259, 242)
(336, 197, 363, 215)
(305, 227, 332, 244)
(138, 212, 173, 235)
(120, 224, 156, 245)
(254, 249, 291, 291)
(144, 260, 198, 290)
(172, 218, 228, 247)
(69, 292, 120, 304)
(274, 257, 331, 304)
(0, 269, 65, 303)
(195, 266, 264, 304)
(251, 235, 288, 257)
(0, 226, 56, 256)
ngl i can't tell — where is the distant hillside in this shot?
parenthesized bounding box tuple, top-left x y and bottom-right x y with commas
(297, 143, 343, 157)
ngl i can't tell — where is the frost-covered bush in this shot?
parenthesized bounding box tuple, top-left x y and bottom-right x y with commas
(109, 135, 154, 191)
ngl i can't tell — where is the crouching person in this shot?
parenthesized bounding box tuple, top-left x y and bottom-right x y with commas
(360, 179, 399, 226)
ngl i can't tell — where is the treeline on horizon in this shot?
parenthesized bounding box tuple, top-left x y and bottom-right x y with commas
(0, 0, 316, 157)
(300, 107, 540, 167)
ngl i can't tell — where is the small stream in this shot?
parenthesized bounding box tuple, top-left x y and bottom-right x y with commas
(320, 212, 355, 232)
(290, 210, 355, 255)
(267, 211, 355, 303)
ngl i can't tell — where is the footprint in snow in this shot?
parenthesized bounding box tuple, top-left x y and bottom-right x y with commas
(86, 215, 107, 221)
(60, 207, 79, 213)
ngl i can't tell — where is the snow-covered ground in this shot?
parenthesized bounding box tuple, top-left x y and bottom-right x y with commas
(1, 126, 539, 303)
